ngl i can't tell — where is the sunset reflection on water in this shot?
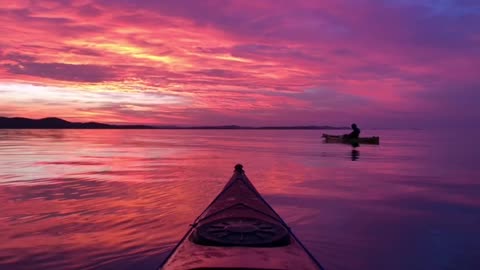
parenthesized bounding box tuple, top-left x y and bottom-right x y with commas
(0, 129, 479, 270)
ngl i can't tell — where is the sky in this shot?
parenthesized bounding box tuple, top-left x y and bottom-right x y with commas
(0, 0, 479, 128)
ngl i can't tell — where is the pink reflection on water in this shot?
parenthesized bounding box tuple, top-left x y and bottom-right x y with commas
(0, 129, 479, 269)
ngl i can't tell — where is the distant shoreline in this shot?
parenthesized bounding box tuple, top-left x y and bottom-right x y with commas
(0, 116, 349, 130)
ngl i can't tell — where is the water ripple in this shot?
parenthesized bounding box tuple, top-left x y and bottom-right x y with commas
(0, 129, 479, 269)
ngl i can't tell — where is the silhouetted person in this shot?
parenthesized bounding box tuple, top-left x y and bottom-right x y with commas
(344, 123, 360, 139)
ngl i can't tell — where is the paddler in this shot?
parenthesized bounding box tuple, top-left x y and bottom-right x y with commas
(344, 123, 360, 139)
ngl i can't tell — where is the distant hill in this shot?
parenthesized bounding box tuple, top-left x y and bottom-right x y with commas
(0, 117, 154, 129)
(175, 125, 349, 130)
(0, 117, 349, 130)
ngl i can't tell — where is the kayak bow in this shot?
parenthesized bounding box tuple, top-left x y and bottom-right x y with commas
(159, 164, 325, 270)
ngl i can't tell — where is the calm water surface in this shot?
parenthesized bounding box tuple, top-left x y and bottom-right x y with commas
(0, 129, 479, 270)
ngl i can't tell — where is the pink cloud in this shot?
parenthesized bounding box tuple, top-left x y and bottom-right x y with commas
(0, 0, 478, 128)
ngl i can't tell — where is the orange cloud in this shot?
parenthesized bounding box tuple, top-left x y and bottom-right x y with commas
(1, 0, 479, 127)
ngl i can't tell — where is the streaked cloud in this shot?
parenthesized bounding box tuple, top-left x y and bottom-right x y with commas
(0, 0, 479, 127)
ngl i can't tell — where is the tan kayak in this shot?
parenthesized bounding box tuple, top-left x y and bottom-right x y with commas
(159, 164, 325, 270)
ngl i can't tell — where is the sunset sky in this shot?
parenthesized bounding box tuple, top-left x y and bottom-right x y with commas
(1, 0, 479, 128)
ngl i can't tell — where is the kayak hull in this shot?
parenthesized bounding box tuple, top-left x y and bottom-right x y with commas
(159, 165, 324, 270)
(161, 239, 321, 269)
(322, 133, 380, 145)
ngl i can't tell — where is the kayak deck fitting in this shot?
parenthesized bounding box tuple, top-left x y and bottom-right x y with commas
(322, 133, 380, 145)
(159, 164, 325, 270)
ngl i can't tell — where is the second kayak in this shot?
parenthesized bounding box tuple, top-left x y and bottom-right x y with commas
(322, 133, 380, 145)
(159, 164, 325, 270)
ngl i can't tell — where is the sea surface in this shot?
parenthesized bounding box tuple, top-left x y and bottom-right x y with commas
(0, 129, 479, 270)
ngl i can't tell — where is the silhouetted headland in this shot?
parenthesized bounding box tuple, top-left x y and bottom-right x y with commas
(0, 117, 153, 129)
(178, 125, 349, 130)
(0, 117, 349, 130)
